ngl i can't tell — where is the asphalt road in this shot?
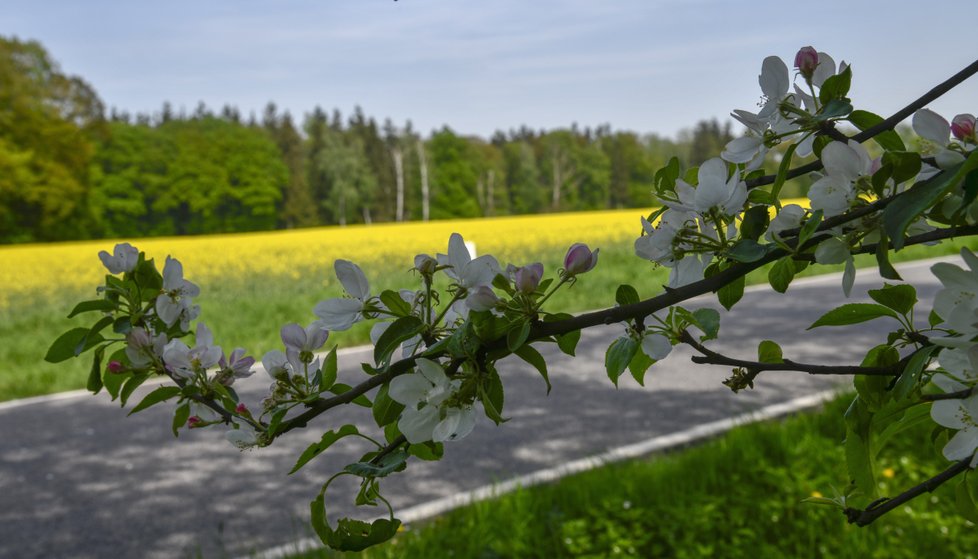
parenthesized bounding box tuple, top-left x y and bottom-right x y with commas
(0, 258, 953, 559)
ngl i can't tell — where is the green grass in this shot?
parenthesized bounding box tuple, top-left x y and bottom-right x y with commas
(292, 395, 977, 559)
(4, 235, 978, 401)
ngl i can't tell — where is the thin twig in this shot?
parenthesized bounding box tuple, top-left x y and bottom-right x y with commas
(679, 331, 901, 376)
(845, 460, 972, 526)
(920, 388, 974, 402)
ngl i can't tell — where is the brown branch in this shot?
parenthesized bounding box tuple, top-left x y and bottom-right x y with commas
(679, 330, 901, 377)
(845, 460, 972, 526)
(920, 388, 974, 402)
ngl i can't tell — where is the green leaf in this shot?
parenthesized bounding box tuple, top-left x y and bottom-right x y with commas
(290, 424, 360, 474)
(844, 397, 878, 498)
(506, 320, 531, 352)
(956, 480, 978, 523)
(885, 154, 978, 249)
(319, 516, 401, 552)
(514, 344, 551, 393)
(371, 384, 404, 428)
(808, 303, 898, 329)
(873, 227, 902, 281)
(407, 441, 444, 461)
(655, 157, 681, 192)
(726, 239, 769, 263)
(769, 142, 798, 203)
(813, 99, 853, 121)
(797, 209, 823, 248)
(739, 206, 771, 241)
(171, 402, 190, 437)
(892, 346, 937, 400)
(374, 316, 423, 367)
(103, 367, 131, 400)
(747, 189, 774, 205)
(331, 384, 372, 407)
(45, 328, 91, 363)
(379, 290, 412, 317)
(67, 299, 117, 318)
(556, 329, 581, 356)
(615, 284, 640, 306)
(818, 65, 852, 104)
(133, 257, 163, 298)
(320, 347, 338, 390)
(867, 283, 917, 315)
(757, 340, 783, 363)
(882, 151, 922, 185)
(768, 258, 795, 293)
(605, 337, 639, 387)
(848, 110, 906, 152)
(692, 308, 720, 341)
(628, 350, 655, 387)
(129, 386, 181, 415)
(120, 373, 150, 406)
(856, 344, 900, 410)
(480, 366, 506, 424)
(717, 274, 745, 311)
(344, 449, 409, 478)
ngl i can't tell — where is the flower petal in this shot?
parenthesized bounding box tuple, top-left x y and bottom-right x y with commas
(913, 108, 950, 145)
(334, 260, 370, 300)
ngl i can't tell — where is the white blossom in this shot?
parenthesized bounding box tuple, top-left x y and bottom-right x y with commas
(98, 243, 139, 274)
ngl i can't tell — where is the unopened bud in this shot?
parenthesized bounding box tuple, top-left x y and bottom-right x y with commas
(187, 416, 203, 428)
(107, 360, 126, 374)
(952, 113, 976, 142)
(794, 46, 819, 81)
(414, 254, 438, 275)
(513, 263, 544, 294)
(562, 243, 599, 277)
(235, 403, 249, 415)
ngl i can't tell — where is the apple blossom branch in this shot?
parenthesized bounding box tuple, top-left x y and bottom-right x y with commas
(257, 58, 978, 444)
(272, 219, 970, 436)
(745, 57, 978, 190)
(845, 459, 972, 526)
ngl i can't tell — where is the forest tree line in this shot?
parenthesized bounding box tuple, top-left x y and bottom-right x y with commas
(0, 35, 742, 243)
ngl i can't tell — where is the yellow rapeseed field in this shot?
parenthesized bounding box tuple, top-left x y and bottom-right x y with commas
(0, 200, 812, 309)
(0, 208, 653, 308)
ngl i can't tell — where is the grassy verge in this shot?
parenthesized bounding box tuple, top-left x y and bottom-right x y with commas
(294, 395, 976, 559)
(3, 232, 978, 401)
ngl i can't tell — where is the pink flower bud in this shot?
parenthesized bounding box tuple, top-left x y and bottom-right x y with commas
(107, 360, 126, 374)
(513, 263, 544, 294)
(952, 113, 976, 142)
(235, 403, 249, 415)
(794, 46, 819, 80)
(187, 416, 202, 428)
(563, 243, 599, 277)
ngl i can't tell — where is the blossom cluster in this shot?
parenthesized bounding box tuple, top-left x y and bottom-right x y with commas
(634, 46, 974, 298)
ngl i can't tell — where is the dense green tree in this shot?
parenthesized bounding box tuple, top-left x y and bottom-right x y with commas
(427, 128, 481, 219)
(0, 36, 104, 241)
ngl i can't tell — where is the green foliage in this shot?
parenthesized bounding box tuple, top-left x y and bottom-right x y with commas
(299, 395, 978, 559)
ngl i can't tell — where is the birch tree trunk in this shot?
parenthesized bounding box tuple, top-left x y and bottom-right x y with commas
(551, 152, 563, 210)
(392, 147, 405, 222)
(418, 139, 430, 222)
(486, 170, 495, 216)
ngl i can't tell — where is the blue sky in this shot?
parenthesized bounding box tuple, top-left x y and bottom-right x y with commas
(3, 0, 975, 138)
